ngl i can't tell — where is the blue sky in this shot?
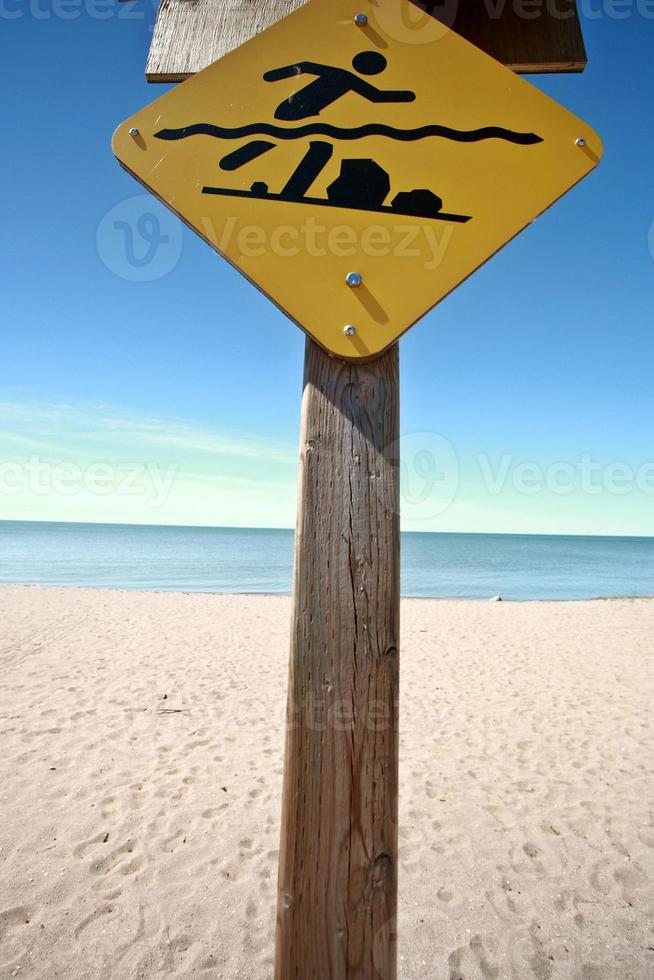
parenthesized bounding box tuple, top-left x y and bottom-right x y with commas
(2, 3, 653, 533)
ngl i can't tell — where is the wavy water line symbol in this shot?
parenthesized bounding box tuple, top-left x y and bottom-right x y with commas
(154, 122, 543, 145)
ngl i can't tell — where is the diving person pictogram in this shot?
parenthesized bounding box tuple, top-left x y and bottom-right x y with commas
(264, 51, 416, 121)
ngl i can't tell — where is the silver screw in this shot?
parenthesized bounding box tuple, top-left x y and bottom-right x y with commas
(343, 325, 357, 336)
(576, 137, 586, 147)
(354, 13, 368, 25)
(346, 272, 362, 288)
(129, 127, 139, 137)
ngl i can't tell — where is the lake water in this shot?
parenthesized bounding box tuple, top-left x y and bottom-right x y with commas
(1, 521, 653, 600)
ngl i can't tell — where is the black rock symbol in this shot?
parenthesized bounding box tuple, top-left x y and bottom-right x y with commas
(327, 159, 391, 210)
(391, 189, 443, 217)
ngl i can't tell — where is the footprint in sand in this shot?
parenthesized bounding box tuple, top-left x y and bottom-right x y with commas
(162, 830, 187, 853)
(484, 802, 516, 832)
(0, 906, 32, 940)
(87, 840, 145, 887)
(486, 883, 524, 923)
(100, 795, 120, 820)
(448, 933, 500, 980)
(507, 919, 581, 980)
(146, 807, 168, 837)
(71, 709, 97, 722)
(239, 838, 263, 862)
(0, 906, 33, 969)
(201, 805, 228, 819)
(74, 830, 112, 860)
(186, 737, 211, 750)
(434, 884, 466, 916)
(508, 838, 563, 878)
(73, 903, 115, 939)
(613, 860, 649, 905)
(487, 858, 556, 924)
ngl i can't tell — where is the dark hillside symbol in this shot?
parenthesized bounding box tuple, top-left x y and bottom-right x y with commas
(281, 141, 334, 200)
(219, 140, 275, 171)
(153, 51, 545, 223)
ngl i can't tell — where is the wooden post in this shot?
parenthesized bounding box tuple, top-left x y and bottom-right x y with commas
(275, 338, 400, 979)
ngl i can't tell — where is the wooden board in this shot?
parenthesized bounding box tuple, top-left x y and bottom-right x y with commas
(275, 337, 400, 978)
(145, 0, 587, 82)
(419, 0, 587, 73)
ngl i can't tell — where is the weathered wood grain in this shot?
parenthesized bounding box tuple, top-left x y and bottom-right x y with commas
(421, 0, 587, 73)
(275, 338, 400, 979)
(145, 0, 586, 81)
(146, 0, 304, 82)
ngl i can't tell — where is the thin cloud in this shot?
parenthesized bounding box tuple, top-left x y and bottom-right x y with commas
(0, 397, 297, 464)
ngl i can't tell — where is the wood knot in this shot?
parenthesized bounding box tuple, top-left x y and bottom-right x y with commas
(370, 853, 393, 891)
(356, 379, 376, 402)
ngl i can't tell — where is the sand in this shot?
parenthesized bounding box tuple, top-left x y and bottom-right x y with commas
(0, 585, 653, 979)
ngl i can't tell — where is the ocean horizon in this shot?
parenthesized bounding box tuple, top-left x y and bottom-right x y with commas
(1, 520, 653, 601)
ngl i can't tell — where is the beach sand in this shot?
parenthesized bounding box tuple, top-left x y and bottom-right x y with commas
(0, 585, 652, 979)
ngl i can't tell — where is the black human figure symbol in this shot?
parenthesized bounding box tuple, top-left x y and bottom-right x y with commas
(264, 51, 416, 121)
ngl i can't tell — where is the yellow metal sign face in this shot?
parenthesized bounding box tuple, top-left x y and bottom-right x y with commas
(113, 0, 602, 360)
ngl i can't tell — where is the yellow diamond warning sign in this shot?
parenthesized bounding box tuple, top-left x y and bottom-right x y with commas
(112, 0, 602, 360)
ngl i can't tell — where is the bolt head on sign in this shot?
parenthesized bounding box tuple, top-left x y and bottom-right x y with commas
(112, 0, 602, 360)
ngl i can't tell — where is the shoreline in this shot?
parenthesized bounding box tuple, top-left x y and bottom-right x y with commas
(1, 581, 653, 603)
